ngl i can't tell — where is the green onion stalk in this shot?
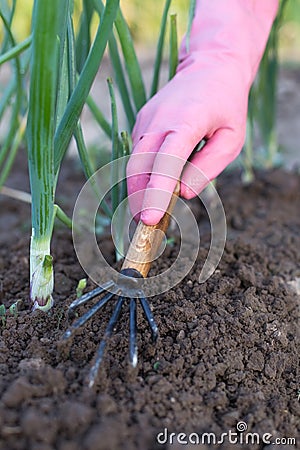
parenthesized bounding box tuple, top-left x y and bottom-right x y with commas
(27, 0, 69, 311)
(27, 0, 120, 310)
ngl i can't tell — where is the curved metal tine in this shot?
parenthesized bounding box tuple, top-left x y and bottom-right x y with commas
(68, 280, 115, 312)
(88, 296, 125, 388)
(63, 287, 119, 340)
(139, 293, 158, 342)
(129, 298, 137, 367)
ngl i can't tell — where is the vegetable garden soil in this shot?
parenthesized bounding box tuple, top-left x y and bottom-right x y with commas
(0, 152, 299, 450)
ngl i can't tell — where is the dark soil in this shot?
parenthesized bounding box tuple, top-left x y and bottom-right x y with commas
(0, 151, 299, 450)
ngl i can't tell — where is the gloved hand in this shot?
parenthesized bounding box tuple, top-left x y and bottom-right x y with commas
(127, 0, 278, 225)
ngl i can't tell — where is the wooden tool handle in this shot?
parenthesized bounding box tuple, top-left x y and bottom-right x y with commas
(121, 182, 180, 278)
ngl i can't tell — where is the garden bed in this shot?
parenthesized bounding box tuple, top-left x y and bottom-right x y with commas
(0, 152, 299, 450)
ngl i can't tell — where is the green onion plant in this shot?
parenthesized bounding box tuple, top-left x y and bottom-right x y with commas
(26, 0, 119, 310)
(76, 278, 87, 298)
(241, 0, 289, 178)
(0, 300, 21, 326)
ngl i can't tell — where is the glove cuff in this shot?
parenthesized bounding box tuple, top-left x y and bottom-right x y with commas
(179, 0, 279, 86)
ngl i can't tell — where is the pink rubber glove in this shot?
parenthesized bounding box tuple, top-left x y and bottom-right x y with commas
(127, 0, 278, 225)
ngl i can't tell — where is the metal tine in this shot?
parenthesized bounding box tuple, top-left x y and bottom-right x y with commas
(89, 296, 125, 387)
(139, 294, 159, 342)
(63, 287, 119, 340)
(68, 280, 115, 311)
(129, 298, 138, 367)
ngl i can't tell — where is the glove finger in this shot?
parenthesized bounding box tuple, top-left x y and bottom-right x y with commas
(126, 132, 166, 219)
(141, 130, 201, 225)
(180, 128, 244, 199)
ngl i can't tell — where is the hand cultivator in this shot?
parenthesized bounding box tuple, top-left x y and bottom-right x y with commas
(63, 184, 180, 387)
